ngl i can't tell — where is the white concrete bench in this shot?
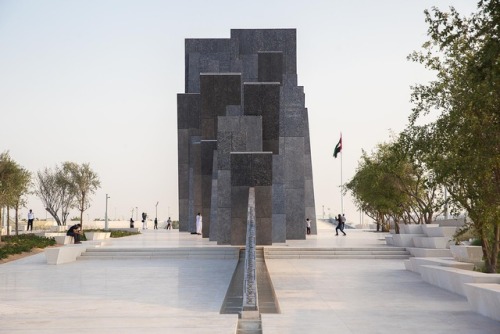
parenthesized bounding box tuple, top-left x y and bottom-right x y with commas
(407, 247, 452, 258)
(449, 245, 483, 264)
(84, 232, 111, 240)
(44, 245, 87, 265)
(422, 225, 456, 237)
(413, 236, 451, 249)
(404, 257, 474, 273)
(419, 265, 500, 297)
(463, 283, 500, 322)
(53, 235, 74, 245)
(392, 234, 425, 247)
(400, 224, 423, 234)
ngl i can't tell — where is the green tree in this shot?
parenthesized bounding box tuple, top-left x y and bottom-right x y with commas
(345, 144, 412, 232)
(0, 152, 31, 238)
(11, 167, 31, 236)
(408, 1, 500, 272)
(35, 165, 74, 226)
(64, 162, 100, 230)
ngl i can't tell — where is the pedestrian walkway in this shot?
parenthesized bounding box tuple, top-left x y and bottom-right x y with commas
(0, 221, 498, 333)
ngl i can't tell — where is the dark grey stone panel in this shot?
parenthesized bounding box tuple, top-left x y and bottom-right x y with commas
(284, 137, 304, 189)
(285, 187, 305, 240)
(178, 199, 189, 232)
(272, 183, 285, 214)
(232, 132, 246, 152)
(177, 94, 201, 130)
(178, 130, 190, 165)
(201, 118, 216, 140)
(217, 170, 231, 208)
(230, 29, 297, 75)
(178, 161, 189, 199)
(280, 86, 305, 109)
(201, 140, 217, 175)
(242, 116, 263, 151)
(243, 83, 280, 154)
(218, 116, 240, 132)
(281, 107, 305, 137)
(258, 51, 283, 84)
(226, 105, 242, 116)
(217, 207, 232, 245)
(230, 186, 249, 245)
(209, 151, 219, 241)
(200, 74, 242, 139)
(272, 154, 284, 184)
(255, 186, 272, 218)
(282, 74, 298, 87)
(272, 214, 286, 243)
(241, 54, 258, 82)
(251, 153, 273, 186)
(201, 140, 217, 238)
(231, 153, 252, 187)
(217, 132, 232, 170)
(256, 218, 272, 245)
(185, 38, 234, 93)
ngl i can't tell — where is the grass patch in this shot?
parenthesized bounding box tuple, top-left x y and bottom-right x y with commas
(0, 234, 56, 260)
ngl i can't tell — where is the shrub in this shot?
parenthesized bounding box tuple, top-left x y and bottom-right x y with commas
(0, 234, 56, 260)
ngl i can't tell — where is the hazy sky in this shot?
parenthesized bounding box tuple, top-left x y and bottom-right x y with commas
(0, 0, 477, 224)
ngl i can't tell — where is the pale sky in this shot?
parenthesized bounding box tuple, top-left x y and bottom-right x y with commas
(0, 0, 477, 224)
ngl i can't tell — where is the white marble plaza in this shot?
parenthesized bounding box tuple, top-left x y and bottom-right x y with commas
(0, 221, 499, 333)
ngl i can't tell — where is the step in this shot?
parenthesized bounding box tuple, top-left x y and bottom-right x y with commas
(79, 247, 239, 260)
(263, 247, 411, 259)
(236, 319, 262, 334)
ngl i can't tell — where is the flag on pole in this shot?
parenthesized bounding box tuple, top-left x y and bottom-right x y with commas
(333, 134, 342, 158)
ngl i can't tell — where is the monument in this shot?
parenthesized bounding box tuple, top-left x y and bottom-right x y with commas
(177, 29, 316, 245)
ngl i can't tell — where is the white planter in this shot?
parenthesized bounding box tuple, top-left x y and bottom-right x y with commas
(85, 232, 111, 240)
(450, 245, 483, 264)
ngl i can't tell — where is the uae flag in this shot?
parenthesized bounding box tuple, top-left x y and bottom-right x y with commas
(333, 135, 342, 158)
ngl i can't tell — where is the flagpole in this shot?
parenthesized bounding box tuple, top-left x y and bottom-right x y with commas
(340, 148, 343, 214)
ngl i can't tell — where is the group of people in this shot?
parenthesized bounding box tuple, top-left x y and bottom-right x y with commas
(304, 214, 347, 236)
(129, 215, 172, 230)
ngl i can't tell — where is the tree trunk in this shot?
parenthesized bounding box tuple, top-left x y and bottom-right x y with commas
(80, 209, 84, 231)
(484, 224, 500, 273)
(6, 206, 10, 236)
(14, 204, 19, 236)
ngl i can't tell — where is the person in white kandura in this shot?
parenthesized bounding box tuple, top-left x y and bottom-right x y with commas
(196, 213, 202, 235)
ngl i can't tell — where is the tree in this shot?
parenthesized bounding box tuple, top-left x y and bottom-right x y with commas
(64, 162, 100, 230)
(408, 1, 500, 272)
(11, 167, 31, 236)
(345, 145, 413, 232)
(0, 152, 31, 238)
(35, 165, 74, 226)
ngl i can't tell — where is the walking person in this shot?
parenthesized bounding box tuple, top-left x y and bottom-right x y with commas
(129, 218, 134, 228)
(27, 209, 34, 231)
(142, 212, 148, 230)
(306, 218, 311, 235)
(335, 213, 346, 236)
(166, 217, 172, 230)
(196, 213, 202, 235)
(154, 218, 158, 229)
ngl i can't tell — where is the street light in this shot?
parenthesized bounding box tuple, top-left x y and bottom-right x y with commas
(155, 201, 159, 219)
(105, 194, 110, 230)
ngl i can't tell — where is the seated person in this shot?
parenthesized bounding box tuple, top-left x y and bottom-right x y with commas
(66, 224, 82, 244)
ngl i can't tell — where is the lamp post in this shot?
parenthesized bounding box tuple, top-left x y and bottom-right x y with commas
(105, 194, 110, 230)
(155, 201, 159, 219)
(136, 207, 138, 221)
